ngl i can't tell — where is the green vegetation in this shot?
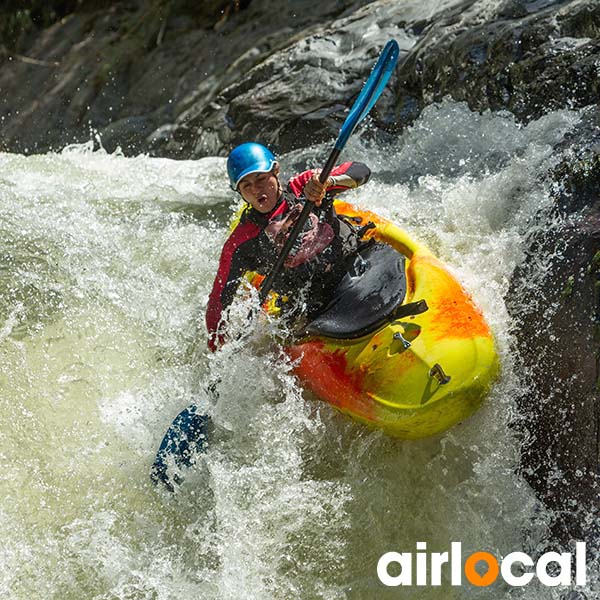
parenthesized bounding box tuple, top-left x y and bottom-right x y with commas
(562, 274, 575, 299)
(590, 251, 600, 274)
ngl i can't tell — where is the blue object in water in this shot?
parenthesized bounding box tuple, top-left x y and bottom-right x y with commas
(150, 406, 210, 492)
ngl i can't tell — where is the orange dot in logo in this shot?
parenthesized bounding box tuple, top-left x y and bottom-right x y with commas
(464, 552, 500, 587)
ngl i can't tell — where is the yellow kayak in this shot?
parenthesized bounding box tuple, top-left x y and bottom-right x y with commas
(282, 200, 499, 439)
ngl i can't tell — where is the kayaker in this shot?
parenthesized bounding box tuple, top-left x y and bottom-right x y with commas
(206, 142, 371, 351)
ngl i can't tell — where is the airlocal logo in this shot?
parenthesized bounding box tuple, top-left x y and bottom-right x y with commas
(378, 542, 587, 587)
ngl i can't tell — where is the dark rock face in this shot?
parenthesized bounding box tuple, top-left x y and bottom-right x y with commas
(164, 1, 418, 158)
(222, 0, 599, 157)
(0, 3, 183, 154)
(1, 0, 599, 158)
(393, 0, 600, 128)
(0, 0, 376, 155)
(165, 0, 600, 158)
(507, 108, 600, 542)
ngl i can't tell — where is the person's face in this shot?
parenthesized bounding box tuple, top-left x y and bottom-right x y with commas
(238, 166, 280, 213)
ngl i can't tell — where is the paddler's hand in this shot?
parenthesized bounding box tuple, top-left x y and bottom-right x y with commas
(303, 172, 333, 207)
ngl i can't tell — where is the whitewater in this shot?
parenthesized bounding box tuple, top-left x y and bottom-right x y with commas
(0, 100, 591, 599)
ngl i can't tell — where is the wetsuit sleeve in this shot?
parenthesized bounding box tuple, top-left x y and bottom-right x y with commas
(328, 161, 371, 191)
(205, 222, 260, 351)
(287, 162, 371, 197)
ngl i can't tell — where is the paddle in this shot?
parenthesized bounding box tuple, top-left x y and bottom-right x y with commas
(151, 39, 400, 491)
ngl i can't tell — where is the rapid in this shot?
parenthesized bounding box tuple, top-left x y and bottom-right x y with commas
(0, 100, 590, 599)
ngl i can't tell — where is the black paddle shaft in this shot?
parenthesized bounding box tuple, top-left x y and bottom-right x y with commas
(258, 148, 341, 304)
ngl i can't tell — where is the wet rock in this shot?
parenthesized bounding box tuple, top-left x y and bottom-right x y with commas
(1, 0, 599, 157)
(507, 106, 600, 543)
(0, 0, 376, 155)
(162, 0, 600, 158)
(161, 0, 440, 158)
(0, 4, 169, 154)
(97, 114, 158, 154)
(152, 0, 418, 158)
(393, 0, 600, 130)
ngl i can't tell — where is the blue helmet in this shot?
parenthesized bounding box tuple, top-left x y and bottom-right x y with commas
(227, 142, 277, 190)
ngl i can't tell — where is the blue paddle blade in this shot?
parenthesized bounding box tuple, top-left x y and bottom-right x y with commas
(150, 405, 210, 492)
(335, 39, 400, 150)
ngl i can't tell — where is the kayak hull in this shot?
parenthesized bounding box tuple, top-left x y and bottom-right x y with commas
(286, 201, 499, 439)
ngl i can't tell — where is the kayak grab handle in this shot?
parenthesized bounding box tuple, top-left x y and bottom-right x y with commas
(429, 363, 451, 385)
(390, 299, 429, 320)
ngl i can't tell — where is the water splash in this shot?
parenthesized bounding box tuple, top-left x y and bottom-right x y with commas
(0, 100, 591, 598)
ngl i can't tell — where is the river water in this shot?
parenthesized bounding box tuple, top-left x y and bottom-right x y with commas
(0, 100, 591, 599)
